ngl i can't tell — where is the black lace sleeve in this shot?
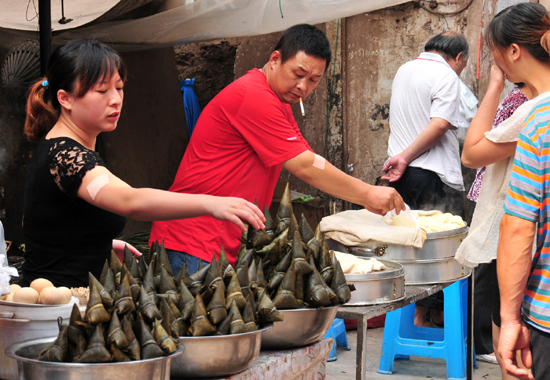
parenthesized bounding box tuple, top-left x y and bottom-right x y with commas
(47, 139, 106, 199)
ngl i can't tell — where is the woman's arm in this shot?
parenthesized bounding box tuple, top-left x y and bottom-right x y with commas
(77, 166, 265, 232)
(462, 64, 517, 168)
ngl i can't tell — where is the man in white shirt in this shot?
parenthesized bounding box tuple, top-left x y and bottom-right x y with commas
(382, 31, 468, 217)
(382, 31, 469, 327)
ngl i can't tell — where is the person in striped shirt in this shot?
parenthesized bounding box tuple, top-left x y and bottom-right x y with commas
(490, 3, 550, 379)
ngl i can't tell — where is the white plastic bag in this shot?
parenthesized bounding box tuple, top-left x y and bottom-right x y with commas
(0, 221, 18, 296)
(382, 204, 420, 228)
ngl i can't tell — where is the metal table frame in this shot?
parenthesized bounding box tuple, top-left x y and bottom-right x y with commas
(336, 279, 473, 380)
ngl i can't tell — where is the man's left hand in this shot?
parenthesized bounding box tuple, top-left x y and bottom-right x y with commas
(498, 321, 533, 380)
(381, 154, 408, 182)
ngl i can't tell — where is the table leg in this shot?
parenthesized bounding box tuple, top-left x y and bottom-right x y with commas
(356, 313, 368, 380)
(467, 274, 473, 380)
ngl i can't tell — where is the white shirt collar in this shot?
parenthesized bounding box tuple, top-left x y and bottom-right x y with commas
(417, 52, 453, 70)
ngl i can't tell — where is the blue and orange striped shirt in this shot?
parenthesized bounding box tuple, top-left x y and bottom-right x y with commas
(505, 95, 550, 332)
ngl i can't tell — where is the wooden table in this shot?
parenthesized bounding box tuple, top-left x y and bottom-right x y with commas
(336, 283, 460, 380)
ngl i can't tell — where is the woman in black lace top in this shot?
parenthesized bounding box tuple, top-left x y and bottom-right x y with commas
(21, 40, 265, 288)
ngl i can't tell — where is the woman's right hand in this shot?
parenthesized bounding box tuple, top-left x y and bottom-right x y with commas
(206, 196, 266, 232)
(489, 62, 506, 94)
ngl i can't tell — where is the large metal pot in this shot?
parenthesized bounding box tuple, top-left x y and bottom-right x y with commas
(345, 226, 468, 260)
(261, 305, 338, 350)
(344, 259, 405, 306)
(4, 336, 184, 380)
(394, 257, 472, 285)
(171, 325, 271, 379)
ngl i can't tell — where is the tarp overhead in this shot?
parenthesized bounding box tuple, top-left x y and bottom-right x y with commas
(0, 0, 408, 47)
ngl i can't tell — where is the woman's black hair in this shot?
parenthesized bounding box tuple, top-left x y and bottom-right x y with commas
(486, 2, 550, 62)
(273, 24, 332, 70)
(46, 39, 127, 111)
(25, 39, 126, 141)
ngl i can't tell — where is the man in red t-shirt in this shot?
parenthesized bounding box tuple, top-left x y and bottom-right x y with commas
(150, 24, 404, 274)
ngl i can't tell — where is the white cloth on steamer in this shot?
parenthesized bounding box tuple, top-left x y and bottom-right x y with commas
(455, 94, 546, 267)
(319, 209, 424, 248)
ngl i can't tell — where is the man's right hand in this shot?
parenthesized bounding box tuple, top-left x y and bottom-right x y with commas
(498, 321, 533, 380)
(363, 185, 405, 215)
(381, 154, 409, 182)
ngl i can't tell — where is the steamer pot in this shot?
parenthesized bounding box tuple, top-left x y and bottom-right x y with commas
(344, 259, 405, 306)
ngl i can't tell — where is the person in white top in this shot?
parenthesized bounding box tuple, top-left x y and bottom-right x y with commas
(382, 31, 469, 327)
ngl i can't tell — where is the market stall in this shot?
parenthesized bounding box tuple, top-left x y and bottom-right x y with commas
(0, 183, 473, 380)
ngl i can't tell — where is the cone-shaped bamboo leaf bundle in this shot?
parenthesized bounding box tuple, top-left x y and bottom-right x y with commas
(228, 300, 249, 334)
(178, 280, 196, 321)
(153, 319, 177, 355)
(276, 183, 293, 234)
(305, 266, 331, 307)
(114, 274, 136, 315)
(318, 240, 335, 284)
(38, 317, 69, 362)
(102, 267, 117, 298)
(272, 261, 300, 309)
(204, 253, 222, 290)
(267, 250, 292, 291)
(75, 324, 112, 363)
(298, 214, 315, 244)
(236, 261, 251, 299)
(242, 295, 258, 331)
(330, 259, 352, 304)
(190, 293, 216, 337)
(174, 263, 189, 286)
(136, 315, 165, 359)
(246, 224, 271, 249)
(143, 262, 158, 306)
(257, 292, 284, 323)
(110, 251, 123, 278)
(158, 264, 178, 304)
(225, 273, 247, 310)
(121, 264, 140, 303)
(89, 272, 113, 309)
(123, 245, 141, 283)
(107, 312, 129, 350)
(86, 277, 111, 325)
(138, 285, 162, 322)
(188, 263, 209, 296)
(67, 304, 87, 361)
(291, 231, 313, 275)
(158, 240, 173, 277)
(264, 204, 277, 240)
(122, 315, 140, 361)
(110, 345, 131, 362)
(207, 280, 227, 325)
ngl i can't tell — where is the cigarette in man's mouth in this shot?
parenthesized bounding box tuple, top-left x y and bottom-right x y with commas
(299, 97, 305, 116)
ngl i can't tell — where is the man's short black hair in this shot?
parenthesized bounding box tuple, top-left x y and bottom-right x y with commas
(273, 24, 332, 70)
(424, 31, 469, 61)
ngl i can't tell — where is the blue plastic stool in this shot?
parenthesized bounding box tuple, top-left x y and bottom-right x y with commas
(378, 278, 469, 379)
(323, 318, 351, 361)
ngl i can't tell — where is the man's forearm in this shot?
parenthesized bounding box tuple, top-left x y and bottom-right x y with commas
(282, 150, 403, 214)
(497, 214, 536, 324)
(399, 117, 451, 164)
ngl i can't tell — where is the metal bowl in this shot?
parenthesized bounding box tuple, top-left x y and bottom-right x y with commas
(4, 337, 184, 380)
(344, 259, 405, 306)
(261, 305, 339, 350)
(170, 324, 272, 379)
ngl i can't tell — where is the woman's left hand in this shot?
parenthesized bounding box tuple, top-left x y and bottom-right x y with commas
(112, 239, 142, 264)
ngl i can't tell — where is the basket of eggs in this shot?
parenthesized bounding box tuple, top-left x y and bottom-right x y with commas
(0, 278, 78, 380)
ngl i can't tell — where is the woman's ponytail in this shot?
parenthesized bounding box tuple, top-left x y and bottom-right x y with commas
(24, 78, 58, 142)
